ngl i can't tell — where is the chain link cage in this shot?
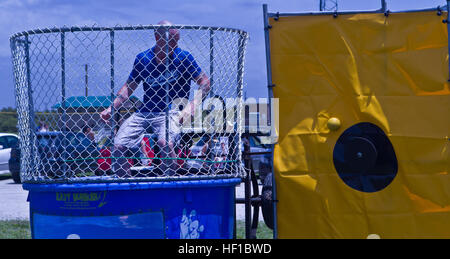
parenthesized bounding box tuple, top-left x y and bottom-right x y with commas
(10, 25, 248, 183)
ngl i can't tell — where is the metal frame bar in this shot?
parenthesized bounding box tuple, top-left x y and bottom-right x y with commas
(10, 25, 248, 40)
(268, 5, 448, 18)
(243, 135, 252, 239)
(60, 32, 68, 177)
(22, 174, 240, 184)
(381, 0, 387, 13)
(235, 32, 250, 239)
(163, 29, 171, 170)
(209, 28, 215, 97)
(262, 3, 278, 240)
(229, 32, 252, 239)
(447, 1, 450, 81)
(110, 30, 116, 169)
(24, 35, 37, 179)
(227, 33, 245, 176)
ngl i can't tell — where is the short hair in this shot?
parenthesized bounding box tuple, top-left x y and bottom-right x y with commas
(82, 125, 91, 134)
(155, 20, 180, 41)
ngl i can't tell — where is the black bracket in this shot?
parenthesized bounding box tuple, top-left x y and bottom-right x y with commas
(437, 6, 443, 16)
(268, 84, 275, 88)
(265, 24, 272, 30)
(274, 12, 280, 21)
(333, 11, 338, 18)
(384, 10, 390, 17)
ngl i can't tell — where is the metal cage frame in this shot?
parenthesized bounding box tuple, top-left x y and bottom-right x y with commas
(10, 24, 249, 184)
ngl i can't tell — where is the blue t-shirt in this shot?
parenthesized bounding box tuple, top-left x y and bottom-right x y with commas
(128, 47, 202, 112)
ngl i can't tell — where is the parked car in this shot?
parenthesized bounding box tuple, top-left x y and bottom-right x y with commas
(0, 133, 19, 171)
(0, 133, 19, 182)
(8, 138, 21, 183)
(9, 131, 101, 182)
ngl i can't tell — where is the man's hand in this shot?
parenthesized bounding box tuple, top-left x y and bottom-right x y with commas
(101, 81, 138, 124)
(100, 106, 112, 123)
(177, 72, 210, 124)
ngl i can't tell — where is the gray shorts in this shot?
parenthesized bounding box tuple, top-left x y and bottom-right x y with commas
(114, 111, 180, 149)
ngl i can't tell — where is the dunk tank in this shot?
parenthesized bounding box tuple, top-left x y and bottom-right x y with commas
(10, 25, 248, 239)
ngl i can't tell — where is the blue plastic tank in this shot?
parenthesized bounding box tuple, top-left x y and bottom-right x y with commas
(23, 178, 241, 239)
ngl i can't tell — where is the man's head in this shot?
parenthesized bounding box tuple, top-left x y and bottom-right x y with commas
(155, 20, 180, 52)
(83, 125, 94, 141)
(82, 125, 91, 134)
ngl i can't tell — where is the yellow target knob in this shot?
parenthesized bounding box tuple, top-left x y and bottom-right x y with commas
(327, 117, 341, 131)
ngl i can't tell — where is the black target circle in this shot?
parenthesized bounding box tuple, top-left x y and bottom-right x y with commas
(333, 122, 398, 193)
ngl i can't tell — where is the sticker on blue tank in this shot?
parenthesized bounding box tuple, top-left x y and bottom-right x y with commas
(55, 191, 108, 210)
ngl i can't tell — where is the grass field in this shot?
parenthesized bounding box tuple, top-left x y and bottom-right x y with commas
(0, 220, 31, 239)
(0, 220, 272, 239)
(235, 220, 273, 239)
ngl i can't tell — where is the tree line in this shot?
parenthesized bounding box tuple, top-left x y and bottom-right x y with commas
(0, 107, 18, 133)
(0, 107, 64, 134)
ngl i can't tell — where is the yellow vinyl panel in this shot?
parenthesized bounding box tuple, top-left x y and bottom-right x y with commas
(270, 11, 450, 238)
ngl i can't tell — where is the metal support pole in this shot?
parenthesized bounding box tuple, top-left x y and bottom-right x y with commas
(381, 0, 387, 13)
(85, 64, 89, 97)
(263, 3, 278, 239)
(24, 35, 36, 176)
(209, 29, 216, 166)
(60, 33, 66, 129)
(236, 33, 245, 139)
(446, 1, 450, 81)
(234, 32, 251, 239)
(110, 30, 115, 168)
(228, 33, 246, 177)
(60, 32, 68, 177)
(243, 136, 252, 239)
(209, 29, 214, 97)
(163, 27, 171, 173)
(233, 200, 237, 239)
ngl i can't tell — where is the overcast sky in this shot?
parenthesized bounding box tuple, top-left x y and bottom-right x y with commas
(0, 0, 445, 108)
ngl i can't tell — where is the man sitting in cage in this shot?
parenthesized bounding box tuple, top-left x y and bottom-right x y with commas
(101, 20, 211, 177)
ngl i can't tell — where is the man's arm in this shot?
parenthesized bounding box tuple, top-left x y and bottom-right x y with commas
(179, 71, 211, 123)
(101, 80, 139, 122)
